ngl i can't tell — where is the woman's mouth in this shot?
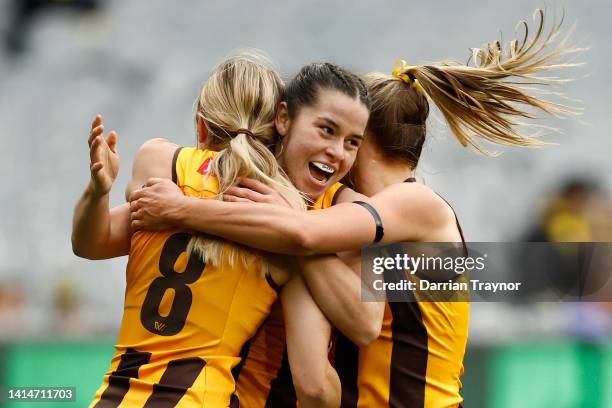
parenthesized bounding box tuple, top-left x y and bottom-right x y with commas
(308, 161, 335, 185)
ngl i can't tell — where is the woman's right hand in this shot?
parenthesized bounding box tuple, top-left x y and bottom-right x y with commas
(88, 114, 119, 197)
(224, 178, 297, 208)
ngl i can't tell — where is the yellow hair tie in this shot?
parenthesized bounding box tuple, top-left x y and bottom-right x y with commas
(392, 59, 428, 99)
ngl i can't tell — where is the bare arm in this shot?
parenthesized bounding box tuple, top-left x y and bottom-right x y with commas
(72, 114, 178, 260)
(230, 184, 383, 346)
(296, 188, 383, 346)
(299, 252, 384, 347)
(130, 182, 378, 255)
(129, 178, 453, 255)
(72, 115, 130, 259)
(72, 194, 132, 260)
(128, 180, 385, 345)
(282, 274, 340, 408)
(124, 138, 180, 201)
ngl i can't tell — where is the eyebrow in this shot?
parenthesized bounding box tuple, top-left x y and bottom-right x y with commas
(317, 116, 340, 129)
(317, 116, 364, 139)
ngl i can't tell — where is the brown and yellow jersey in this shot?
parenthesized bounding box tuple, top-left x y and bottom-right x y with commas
(90, 147, 279, 408)
(234, 182, 347, 408)
(335, 178, 469, 408)
(335, 301, 468, 408)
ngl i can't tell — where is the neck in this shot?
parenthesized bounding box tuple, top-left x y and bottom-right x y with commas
(357, 157, 413, 197)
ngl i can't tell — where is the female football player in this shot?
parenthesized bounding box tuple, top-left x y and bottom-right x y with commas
(73, 53, 371, 407)
(130, 10, 580, 407)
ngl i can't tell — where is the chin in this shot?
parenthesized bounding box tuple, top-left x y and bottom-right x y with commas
(298, 175, 336, 201)
(299, 183, 325, 201)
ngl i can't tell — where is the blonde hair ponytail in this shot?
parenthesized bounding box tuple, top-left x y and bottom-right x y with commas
(188, 52, 306, 271)
(372, 9, 584, 162)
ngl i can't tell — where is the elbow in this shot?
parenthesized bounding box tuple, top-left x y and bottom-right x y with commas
(352, 332, 377, 348)
(71, 236, 85, 258)
(292, 361, 340, 407)
(72, 245, 93, 260)
(357, 324, 381, 347)
(294, 374, 330, 407)
(350, 318, 382, 347)
(71, 236, 98, 260)
(296, 384, 327, 407)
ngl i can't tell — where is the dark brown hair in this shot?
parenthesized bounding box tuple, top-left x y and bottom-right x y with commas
(283, 62, 370, 118)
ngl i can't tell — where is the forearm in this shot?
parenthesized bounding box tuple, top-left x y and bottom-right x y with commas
(174, 198, 375, 255)
(175, 197, 314, 254)
(72, 184, 111, 258)
(300, 255, 383, 346)
(282, 275, 340, 408)
(72, 184, 130, 259)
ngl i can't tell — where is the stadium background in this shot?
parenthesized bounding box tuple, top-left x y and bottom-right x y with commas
(0, 0, 611, 406)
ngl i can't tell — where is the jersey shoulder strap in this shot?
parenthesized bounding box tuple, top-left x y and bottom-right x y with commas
(174, 147, 219, 198)
(312, 182, 346, 210)
(404, 177, 467, 245)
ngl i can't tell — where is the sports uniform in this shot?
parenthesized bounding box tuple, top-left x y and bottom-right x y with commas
(334, 178, 469, 408)
(90, 147, 279, 408)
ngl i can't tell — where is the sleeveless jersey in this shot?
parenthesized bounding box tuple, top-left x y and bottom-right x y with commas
(234, 182, 347, 407)
(90, 147, 279, 408)
(334, 177, 469, 408)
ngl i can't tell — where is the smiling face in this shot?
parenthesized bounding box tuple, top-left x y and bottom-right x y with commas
(275, 88, 370, 200)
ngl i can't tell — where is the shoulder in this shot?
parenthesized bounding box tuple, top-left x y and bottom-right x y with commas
(373, 182, 455, 241)
(383, 181, 443, 203)
(126, 138, 181, 200)
(133, 138, 181, 171)
(135, 138, 180, 160)
(388, 182, 453, 222)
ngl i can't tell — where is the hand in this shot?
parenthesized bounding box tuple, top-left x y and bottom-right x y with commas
(129, 178, 185, 230)
(224, 178, 295, 208)
(88, 114, 119, 197)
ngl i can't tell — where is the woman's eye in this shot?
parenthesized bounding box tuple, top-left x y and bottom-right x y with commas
(321, 126, 333, 135)
(346, 139, 360, 148)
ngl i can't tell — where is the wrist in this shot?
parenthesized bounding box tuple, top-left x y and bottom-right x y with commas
(85, 182, 110, 201)
(170, 195, 190, 227)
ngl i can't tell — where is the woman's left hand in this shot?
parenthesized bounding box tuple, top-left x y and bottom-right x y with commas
(224, 178, 294, 208)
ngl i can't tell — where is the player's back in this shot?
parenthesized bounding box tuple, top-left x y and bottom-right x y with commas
(90, 147, 279, 408)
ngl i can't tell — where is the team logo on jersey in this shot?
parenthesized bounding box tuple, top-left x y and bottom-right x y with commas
(197, 157, 212, 175)
(154, 321, 166, 332)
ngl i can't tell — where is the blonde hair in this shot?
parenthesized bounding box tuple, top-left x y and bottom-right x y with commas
(188, 51, 306, 271)
(366, 9, 583, 164)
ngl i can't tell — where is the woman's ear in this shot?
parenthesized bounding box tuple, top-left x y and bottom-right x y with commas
(274, 101, 291, 137)
(197, 117, 207, 145)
